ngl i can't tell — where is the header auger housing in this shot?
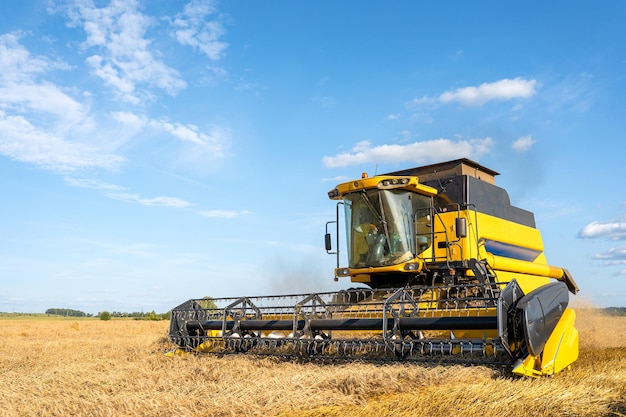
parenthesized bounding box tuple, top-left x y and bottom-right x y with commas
(169, 158, 579, 377)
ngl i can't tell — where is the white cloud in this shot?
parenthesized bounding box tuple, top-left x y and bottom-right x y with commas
(0, 33, 129, 173)
(411, 96, 436, 106)
(67, 177, 200, 213)
(112, 111, 230, 162)
(581, 214, 626, 273)
(0, 32, 87, 127)
(152, 120, 207, 146)
(66, 0, 186, 103)
(512, 135, 536, 152)
(0, 32, 71, 80)
(579, 217, 626, 240)
(0, 83, 85, 124)
(150, 120, 230, 160)
(437, 77, 538, 107)
(64, 177, 127, 191)
(593, 246, 626, 263)
(199, 210, 253, 218)
(322, 137, 494, 168)
(0, 111, 123, 172)
(106, 192, 193, 208)
(172, 0, 228, 60)
(110, 111, 147, 128)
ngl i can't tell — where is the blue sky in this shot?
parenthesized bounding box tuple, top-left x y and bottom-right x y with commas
(1, 1, 625, 314)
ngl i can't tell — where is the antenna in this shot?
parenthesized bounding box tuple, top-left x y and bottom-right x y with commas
(434, 170, 452, 192)
(374, 164, 379, 176)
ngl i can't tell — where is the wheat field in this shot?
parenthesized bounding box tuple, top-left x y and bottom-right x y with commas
(0, 307, 624, 417)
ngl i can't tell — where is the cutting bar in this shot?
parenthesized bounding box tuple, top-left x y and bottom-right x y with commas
(186, 316, 498, 333)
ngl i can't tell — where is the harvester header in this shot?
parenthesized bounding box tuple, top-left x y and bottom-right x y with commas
(169, 158, 579, 377)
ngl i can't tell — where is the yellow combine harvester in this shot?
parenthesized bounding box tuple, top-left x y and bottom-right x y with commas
(169, 159, 579, 377)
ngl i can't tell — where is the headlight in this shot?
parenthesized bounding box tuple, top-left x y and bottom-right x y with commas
(378, 177, 410, 189)
(403, 263, 420, 271)
(328, 188, 340, 199)
(335, 268, 351, 277)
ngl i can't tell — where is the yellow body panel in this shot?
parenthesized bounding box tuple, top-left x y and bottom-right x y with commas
(512, 308, 578, 377)
(331, 176, 438, 200)
(433, 210, 544, 263)
(540, 308, 579, 374)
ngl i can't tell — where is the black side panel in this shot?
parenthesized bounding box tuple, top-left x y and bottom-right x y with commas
(515, 282, 569, 356)
(423, 175, 466, 209)
(498, 280, 525, 357)
(466, 176, 535, 227)
(422, 175, 536, 228)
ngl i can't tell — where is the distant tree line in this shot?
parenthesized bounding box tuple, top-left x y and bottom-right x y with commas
(45, 308, 171, 320)
(45, 308, 91, 317)
(97, 311, 170, 321)
(605, 307, 626, 316)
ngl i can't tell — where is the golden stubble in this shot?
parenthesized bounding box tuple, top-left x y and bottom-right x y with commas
(0, 310, 624, 417)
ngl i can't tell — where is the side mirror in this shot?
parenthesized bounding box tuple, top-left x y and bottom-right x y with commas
(455, 217, 467, 239)
(325, 233, 332, 251)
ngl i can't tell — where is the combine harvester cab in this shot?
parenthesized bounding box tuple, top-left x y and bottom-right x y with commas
(169, 159, 579, 377)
